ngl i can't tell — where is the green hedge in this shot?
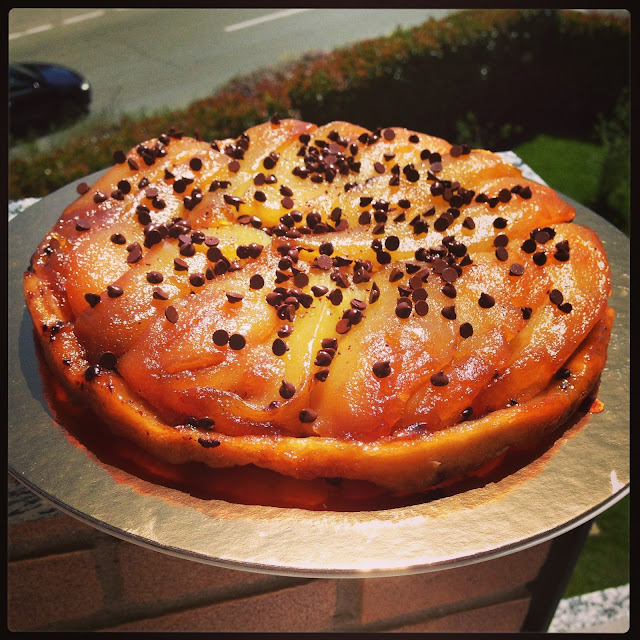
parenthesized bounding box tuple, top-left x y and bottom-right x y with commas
(9, 9, 629, 201)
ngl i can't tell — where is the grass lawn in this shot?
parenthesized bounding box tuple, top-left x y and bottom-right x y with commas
(564, 494, 630, 598)
(514, 134, 605, 210)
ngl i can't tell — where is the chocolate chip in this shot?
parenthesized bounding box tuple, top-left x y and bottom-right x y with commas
(164, 306, 178, 323)
(212, 329, 229, 346)
(321, 338, 338, 350)
(395, 300, 412, 319)
(441, 283, 456, 299)
(414, 300, 429, 316)
(373, 360, 391, 378)
(226, 292, 244, 303)
(311, 285, 328, 297)
(196, 417, 216, 429)
(495, 246, 509, 261)
(519, 185, 532, 199)
(434, 214, 452, 232)
(460, 322, 473, 338)
(493, 217, 508, 229)
(223, 194, 244, 210)
(272, 338, 288, 356)
(384, 235, 400, 251)
(198, 438, 221, 448)
(249, 274, 265, 289)
(84, 364, 100, 382)
(125, 243, 142, 264)
(84, 293, 101, 308)
(228, 333, 246, 350)
(263, 153, 279, 170)
(441, 305, 457, 320)
(521, 306, 533, 320)
(293, 272, 309, 288)
(405, 167, 420, 181)
(107, 284, 124, 298)
(180, 242, 196, 257)
(430, 371, 449, 386)
(147, 271, 164, 284)
(279, 381, 296, 399)
(441, 266, 458, 282)
(559, 302, 573, 313)
(152, 287, 169, 300)
(327, 289, 343, 306)
(189, 157, 203, 171)
(534, 230, 550, 244)
(98, 351, 118, 370)
(533, 251, 547, 266)
(189, 273, 205, 287)
(314, 350, 333, 367)
(549, 289, 564, 305)
(111, 233, 127, 245)
(174, 258, 189, 271)
(369, 282, 381, 303)
(509, 263, 525, 276)
(479, 293, 495, 308)
(313, 254, 334, 270)
(315, 369, 330, 382)
(412, 287, 428, 302)
(336, 318, 351, 334)
(75, 219, 91, 232)
(299, 408, 318, 423)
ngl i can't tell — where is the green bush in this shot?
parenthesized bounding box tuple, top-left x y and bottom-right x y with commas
(288, 9, 629, 148)
(592, 89, 630, 235)
(9, 9, 629, 209)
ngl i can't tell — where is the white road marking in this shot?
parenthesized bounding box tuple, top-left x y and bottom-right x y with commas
(224, 8, 310, 33)
(9, 23, 53, 40)
(9, 10, 107, 40)
(62, 10, 105, 25)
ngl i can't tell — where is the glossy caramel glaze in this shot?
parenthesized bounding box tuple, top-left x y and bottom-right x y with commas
(24, 119, 613, 492)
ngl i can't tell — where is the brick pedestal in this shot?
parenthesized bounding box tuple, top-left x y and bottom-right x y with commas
(7, 476, 590, 633)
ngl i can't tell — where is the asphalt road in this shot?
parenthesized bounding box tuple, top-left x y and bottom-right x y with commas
(9, 8, 458, 124)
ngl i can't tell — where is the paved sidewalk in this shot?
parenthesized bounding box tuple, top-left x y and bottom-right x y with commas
(549, 584, 629, 634)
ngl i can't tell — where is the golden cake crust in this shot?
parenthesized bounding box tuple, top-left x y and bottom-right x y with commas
(24, 119, 613, 492)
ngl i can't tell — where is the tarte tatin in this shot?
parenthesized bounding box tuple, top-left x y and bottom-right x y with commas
(24, 118, 613, 493)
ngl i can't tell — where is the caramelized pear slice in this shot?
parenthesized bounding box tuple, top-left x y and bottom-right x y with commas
(471, 222, 611, 414)
(307, 265, 459, 441)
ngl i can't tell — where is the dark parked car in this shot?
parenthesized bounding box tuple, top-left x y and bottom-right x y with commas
(9, 62, 92, 136)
